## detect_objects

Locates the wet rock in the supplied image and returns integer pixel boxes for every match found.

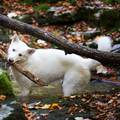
[111,44,120,53]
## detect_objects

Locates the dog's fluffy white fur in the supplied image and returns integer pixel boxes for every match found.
[94,36,112,52]
[7,35,112,96]
[94,36,112,74]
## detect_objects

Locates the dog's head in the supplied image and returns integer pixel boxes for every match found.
[7,34,35,63]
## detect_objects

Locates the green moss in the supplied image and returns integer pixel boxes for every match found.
[0,69,14,96]
[33,4,49,11]
[68,0,76,5]
[19,0,33,5]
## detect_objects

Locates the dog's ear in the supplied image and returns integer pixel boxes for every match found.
[27,48,35,55]
[11,34,20,42]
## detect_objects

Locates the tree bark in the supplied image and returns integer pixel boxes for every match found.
[0,14,120,64]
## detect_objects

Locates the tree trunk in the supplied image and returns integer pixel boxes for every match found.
[0,14,120,65]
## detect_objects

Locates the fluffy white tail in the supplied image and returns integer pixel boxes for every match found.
[94,36,112,52]
[86,36,112,71]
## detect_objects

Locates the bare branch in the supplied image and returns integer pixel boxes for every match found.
[0,14,120,64]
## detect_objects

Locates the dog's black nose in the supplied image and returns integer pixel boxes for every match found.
[8,59,14,63]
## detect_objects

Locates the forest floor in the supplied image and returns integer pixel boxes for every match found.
[0,0,120,120]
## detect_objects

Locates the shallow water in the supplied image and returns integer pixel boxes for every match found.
[1,80,120,120]
[0,105,14,120]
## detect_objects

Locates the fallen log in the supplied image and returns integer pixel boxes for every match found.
[0,49,47,86]
[18,6,119,29]
[69,30,101,39]
[0,14,120,64]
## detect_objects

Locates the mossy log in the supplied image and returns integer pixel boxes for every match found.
[17,6,120,29]
[19,7,97,25]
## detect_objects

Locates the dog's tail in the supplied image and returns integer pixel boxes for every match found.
[94,36,112,52]
[86,36,112,71]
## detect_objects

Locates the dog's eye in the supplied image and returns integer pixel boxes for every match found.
[12,49,15,51]
[18,53,22,56]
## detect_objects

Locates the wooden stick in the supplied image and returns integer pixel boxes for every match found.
[0,49,47,86]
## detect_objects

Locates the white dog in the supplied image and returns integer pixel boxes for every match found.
[7,35,112,96]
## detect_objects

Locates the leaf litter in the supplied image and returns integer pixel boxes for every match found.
[21,91,120,120]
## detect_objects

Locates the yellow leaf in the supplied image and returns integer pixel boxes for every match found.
[49,103,61,110]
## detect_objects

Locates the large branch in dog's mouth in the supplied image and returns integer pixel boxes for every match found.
[0,49,47,86]
[13,63,47,86]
